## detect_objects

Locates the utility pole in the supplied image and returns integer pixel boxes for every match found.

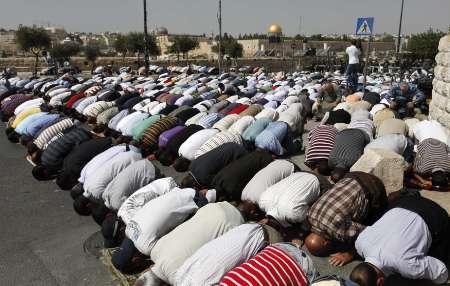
[143,0,150,74]
[217,0,223,74]
[396,0,405,55]
[299,16,302,36]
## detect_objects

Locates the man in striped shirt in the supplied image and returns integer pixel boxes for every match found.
[328,128,370,182]
[220,243,317,286]
[139,116,178,153]
[410,138,450,190]
[347,109,374,141]
[32,126,92,181]
[194,130,243,159]
[27,117,74,157]
[305,124,338,175]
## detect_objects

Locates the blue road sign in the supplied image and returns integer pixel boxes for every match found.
[356,17,374,36]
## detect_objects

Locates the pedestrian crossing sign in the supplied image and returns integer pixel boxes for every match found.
[356,17,374,36]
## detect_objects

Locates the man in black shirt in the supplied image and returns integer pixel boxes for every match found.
[181,143,248,189]
[55,137,113,190]
[212,149,274,201]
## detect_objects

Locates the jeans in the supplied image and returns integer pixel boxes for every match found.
[273,243,318,282]
[346,63,359,91]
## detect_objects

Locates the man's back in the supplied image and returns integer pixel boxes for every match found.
[346,45,360,64]
[355,207,448,283]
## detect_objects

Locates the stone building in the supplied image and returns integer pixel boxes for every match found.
[154,27,214,60]
[0,29,18,56]
[44,27,67,46]
[430,34,450,131]
[237,24,395,58]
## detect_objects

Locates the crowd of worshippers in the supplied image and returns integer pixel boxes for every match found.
[1,64,449,286]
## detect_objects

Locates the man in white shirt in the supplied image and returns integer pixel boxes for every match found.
[174,223,282,286]
[241,160,297,204]
[117,177,178,226]
[346,40,361,91]
[350,195,449,286]
[412,120,449,146]
[115,111,149,136]
[102,158,159,212]
[72,146,142,222]
[77,144,129,186]
[173,128,219,172]
[111,185,216,274]
[134,202,244,286]
[258,172,321,227]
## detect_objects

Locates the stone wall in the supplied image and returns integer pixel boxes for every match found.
[0,56,316,74]
[430,34,450,130]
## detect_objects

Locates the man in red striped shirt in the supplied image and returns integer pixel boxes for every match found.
[220,243,317,286]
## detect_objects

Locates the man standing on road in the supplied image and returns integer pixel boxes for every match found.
[346,40,361,92]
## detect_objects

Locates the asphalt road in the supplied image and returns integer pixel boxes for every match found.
[0,122,116,286]
[0,120,316,286]
[2,119,444,286]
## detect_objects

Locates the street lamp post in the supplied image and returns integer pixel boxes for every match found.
[396,0,405,79]
[143,0,150,74]
[291,43,297,73]
[217,0,223,74]
[396,0,405,55]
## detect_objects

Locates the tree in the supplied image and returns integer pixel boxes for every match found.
[407,29,444,60]
[145,34,160,57]
[113,34,129,63]
[84,44,101,74]
[168,36,199,61]
[15,26,51,75]
[379,34,394,42]
[127,32,144,64]
[49,42,80,67]
[294,34,306,41]
[127,32,160,65]
[226,40,243,60]
[309,34,324,41]
[212,37,243,61]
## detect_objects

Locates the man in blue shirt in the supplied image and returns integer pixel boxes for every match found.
[23,113,60,137]
[386,82,427,118]
[14,112,60,145]
[350,195,449,285]
[9,112,48,143]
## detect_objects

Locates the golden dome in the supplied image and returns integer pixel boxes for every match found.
[268,24,282,34]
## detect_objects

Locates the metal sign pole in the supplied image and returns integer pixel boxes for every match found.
[143,0,150,74]
[363,36,371,91]
[356,17,374,92]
